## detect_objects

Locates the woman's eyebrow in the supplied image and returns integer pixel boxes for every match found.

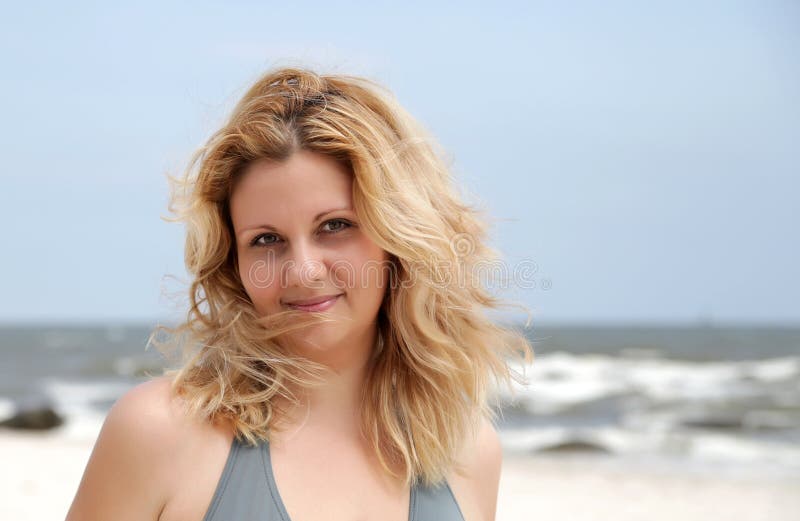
[238,206,354,234]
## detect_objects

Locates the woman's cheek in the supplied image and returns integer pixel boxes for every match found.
[239,258,280,313]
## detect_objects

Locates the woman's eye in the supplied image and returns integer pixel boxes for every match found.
[248,220,351,247]
[321,219,352,233]
[250,233,280,247]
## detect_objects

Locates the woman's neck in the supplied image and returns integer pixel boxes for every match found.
[273,328,377,440]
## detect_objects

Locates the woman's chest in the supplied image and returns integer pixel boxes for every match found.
[269,438,411,521]
[159,435,413,521]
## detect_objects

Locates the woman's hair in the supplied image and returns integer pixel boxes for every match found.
[149,67,534,487]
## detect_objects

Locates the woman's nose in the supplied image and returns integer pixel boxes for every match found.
[282,240,326,288]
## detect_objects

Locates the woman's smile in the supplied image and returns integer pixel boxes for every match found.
[283,293,343,312]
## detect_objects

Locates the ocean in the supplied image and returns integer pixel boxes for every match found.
[1,323,798,470]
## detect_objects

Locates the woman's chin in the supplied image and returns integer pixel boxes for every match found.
[287,323,345,353]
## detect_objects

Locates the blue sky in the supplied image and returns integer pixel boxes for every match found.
[1,1,798,324]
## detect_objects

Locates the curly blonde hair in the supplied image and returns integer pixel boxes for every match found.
[149,67,534,488]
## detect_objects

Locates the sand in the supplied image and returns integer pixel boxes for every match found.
[498,452,800,521]
[2,430,798,521]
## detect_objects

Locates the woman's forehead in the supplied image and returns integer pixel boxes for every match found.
[230,153,355,231]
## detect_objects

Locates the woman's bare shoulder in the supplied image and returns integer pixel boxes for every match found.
[65,376,200,520]
[446,416,503,521]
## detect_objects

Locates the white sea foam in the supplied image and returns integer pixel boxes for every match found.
[494,352,800,466]
[499,352,799,410]
[0,398,15,421]
[38,379,135,441]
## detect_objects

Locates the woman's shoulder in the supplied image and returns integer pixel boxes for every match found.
[446,416,503,521]
[66,376,231,520]
[101,375,234,467]
[104,375,200,449]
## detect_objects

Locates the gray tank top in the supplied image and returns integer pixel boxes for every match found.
[202,435,466,521]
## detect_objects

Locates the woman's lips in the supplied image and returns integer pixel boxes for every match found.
[286,294,342,312]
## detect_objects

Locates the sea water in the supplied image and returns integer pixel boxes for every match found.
[1,323,798,470]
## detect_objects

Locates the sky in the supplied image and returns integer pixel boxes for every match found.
[1,1,798,325]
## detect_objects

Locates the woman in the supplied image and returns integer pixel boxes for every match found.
[66,68,533,521]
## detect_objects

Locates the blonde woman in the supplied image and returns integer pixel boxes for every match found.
[66,68,533,521]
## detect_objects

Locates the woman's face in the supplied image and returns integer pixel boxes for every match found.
[230,150,390,358]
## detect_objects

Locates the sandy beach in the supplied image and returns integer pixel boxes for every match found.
[498,451,800,521]
[2,430,798,521]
